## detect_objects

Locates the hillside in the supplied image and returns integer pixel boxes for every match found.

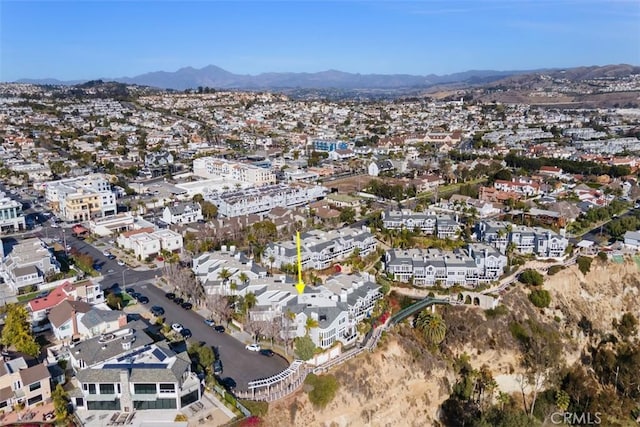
[261,258,640,426]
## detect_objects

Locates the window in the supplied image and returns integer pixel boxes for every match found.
[29,382,41,392]
[133,398,176,410]
[0,400,7,409]
[87,399,120,411]
[88,384,96,395]
[27,395,42,406]
[99,384,115,394]
[159,384,175,393]
[133,384,156,394]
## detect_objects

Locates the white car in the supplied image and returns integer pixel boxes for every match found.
[103,250,110,257]
[171,323,184,333]
[117,260,125,266]
[245,343,261,352]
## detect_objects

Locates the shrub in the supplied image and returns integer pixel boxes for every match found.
[174,414,188,422]
[294,335,316,361]
[597,251,608,262]
[519,269,544,286]
[224,391,237,406]
[577,256,593,275]
[106,293,123,310]
[529,289,551,308]
[304,373,339,409]
[509,322,529,343]
[240,400,269,417]
[484,305,509,318]
[547,265,564,275]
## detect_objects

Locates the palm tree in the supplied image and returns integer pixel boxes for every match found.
[245,292,256,311]
[268,256,275,274]
[217,268,232,294]
[305,317,319,335]
[414,310,447,345]
[238,272,249,286]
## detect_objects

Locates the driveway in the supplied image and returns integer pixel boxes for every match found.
[126,282,289,392]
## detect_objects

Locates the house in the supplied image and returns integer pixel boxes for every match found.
[28,282,76,323]
[368,160,394,177]
[0,357,52,412]
[494,179,541,197]
[70,321,200,412]
[624,230,640,249]
[381,210,461,239]
[0,238,60,292]
[49,300,93,341]
[0,191,26,232]
[116,228,183,260]
[476,221,569,258]
[162,202,203,225]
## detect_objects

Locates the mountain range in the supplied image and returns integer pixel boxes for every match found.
[15,64,639,91]
[16,65,542,90]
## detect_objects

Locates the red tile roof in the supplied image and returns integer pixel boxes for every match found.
[27,282,74,313]
[121,227,154,238]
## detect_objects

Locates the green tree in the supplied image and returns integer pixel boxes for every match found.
[577,256,593,275]
[304,373,340,409]
[200,200,218,220]
[414,310,447,345]
[0,304,40,357]
[187,342,215,374]
[294,335,316,360]
[519,269,543,286]
[52,383,70,423]
[339,207,356,224]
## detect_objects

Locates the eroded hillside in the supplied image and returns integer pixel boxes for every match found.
[261,259,640,427]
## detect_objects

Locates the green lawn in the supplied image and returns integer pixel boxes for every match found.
[17,291,40,303]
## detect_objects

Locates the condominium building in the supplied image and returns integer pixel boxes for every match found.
[206,183,327,218]
[70,321,200,412]
[0,192,25,232]
[0,357,52,412]
[381,209,461,239]
[44,174,116,222]
[384,244,507,287]
[264,226,377,271]
[193,157,276,185]
[0,238,60,292]
[116,228,183,260]
[476,220,569,258]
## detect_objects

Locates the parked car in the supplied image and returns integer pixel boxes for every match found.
[137,295,149,304]
[102,250,110,257]
[245,343,261,352]
[181,302,193,310]
[150,306,164,316]
[214,325,226,333]
[219,377,236,391]
[129,292,141,300]
[171,323,183,333]
[107,254,116,260]
[180,329,192,339]
[165,292,176,300]
[259,349,275,357]
[37,290,50,298]
[117,260,125,266]
[125,287,135,294]
[173,297,185,305]
[204,319,215,327]
[213,359,223,375]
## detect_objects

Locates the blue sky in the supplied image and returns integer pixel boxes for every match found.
[1,0,639,81]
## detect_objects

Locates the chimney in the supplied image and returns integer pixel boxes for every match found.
[118,314,127,328]
[71,307,78,336]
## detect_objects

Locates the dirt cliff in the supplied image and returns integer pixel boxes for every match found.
[261,258,640,427]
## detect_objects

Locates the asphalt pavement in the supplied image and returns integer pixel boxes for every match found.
[125,281,289,391]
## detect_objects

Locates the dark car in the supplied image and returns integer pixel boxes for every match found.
[130,292,141,300]
[259,349,275,357]
[107,254,116,260]
[137,296,149,304]
[219,377,236,391]
[180,329,192,339]
[173,297,185,305]
[165,292,175,300]
[213,359,223,375]
[214,325,225,333]
[125,287,135,294]
[181,302,193,310]
[150,306,164,316]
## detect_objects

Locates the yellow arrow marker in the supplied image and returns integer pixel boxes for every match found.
[295,231,305,294]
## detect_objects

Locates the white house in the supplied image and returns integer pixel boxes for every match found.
[162,202,203,225]
[624,230,640,249]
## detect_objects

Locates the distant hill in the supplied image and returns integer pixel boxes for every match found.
[14,64,639,91]
[16,65,534,90]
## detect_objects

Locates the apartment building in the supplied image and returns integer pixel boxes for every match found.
[264,226,377,271]
[0,192,25,232]
[381,209,461,239]
[70,321,200,412]
[44,174,116,222]
[476,220,569,258]
[207,183,327,218]
[384,245,507,287]
[0,357,52,412]
[0,238,60,292]
[116,228,183,260]
[193,157,275,185]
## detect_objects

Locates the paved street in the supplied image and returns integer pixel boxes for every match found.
[125,281,289,391]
